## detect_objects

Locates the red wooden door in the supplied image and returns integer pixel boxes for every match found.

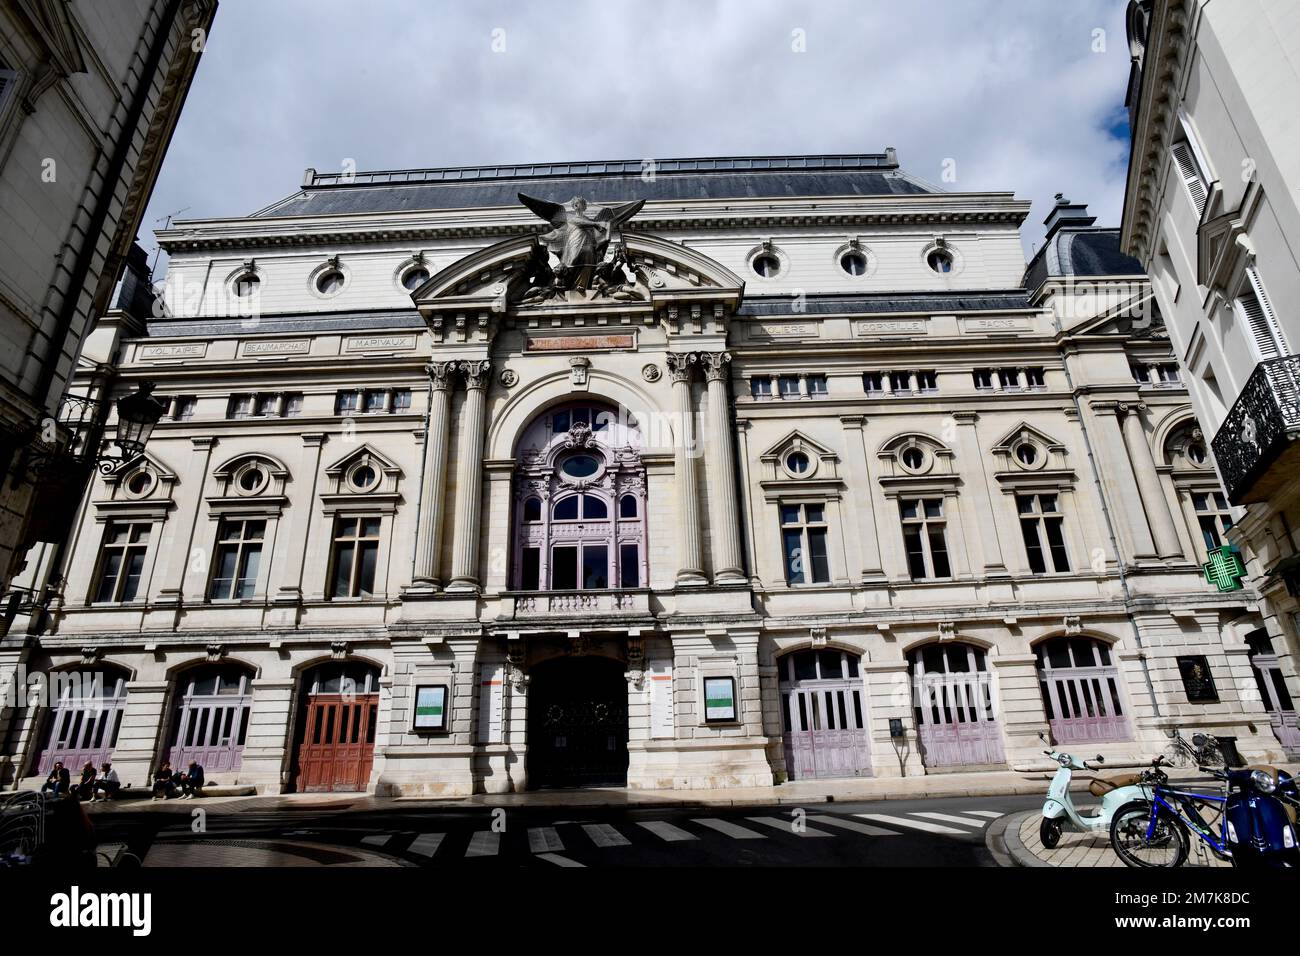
[293,693,378,792]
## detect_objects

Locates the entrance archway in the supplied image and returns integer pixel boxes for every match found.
[527,656,628,788]
[290,662,380,793]
[778,648,871,780]
[907,642,1005,768]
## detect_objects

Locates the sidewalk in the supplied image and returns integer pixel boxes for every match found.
[1001,809,1229,868]
[86,769,1066,816]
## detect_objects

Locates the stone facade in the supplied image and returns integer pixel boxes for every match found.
[2,153,1291,795]
[0,0,217,593]
[1119,0,1300,731]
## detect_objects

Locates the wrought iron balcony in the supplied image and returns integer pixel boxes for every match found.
[1211,356,1300,504]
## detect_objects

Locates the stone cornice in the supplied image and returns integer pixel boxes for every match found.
[156,193,1033,254]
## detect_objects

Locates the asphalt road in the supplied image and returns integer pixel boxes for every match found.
[88,793,1046,867]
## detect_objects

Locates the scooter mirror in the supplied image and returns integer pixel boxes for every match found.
[1095,755,1104,764]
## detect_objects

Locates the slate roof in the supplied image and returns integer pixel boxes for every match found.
[252,154,936,218]
[738,290,1033,316]
[1023,227,1145,291]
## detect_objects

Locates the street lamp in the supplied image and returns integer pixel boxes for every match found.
[111,381,167,461]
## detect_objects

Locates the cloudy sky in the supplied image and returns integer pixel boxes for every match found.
[141,0,1134,268]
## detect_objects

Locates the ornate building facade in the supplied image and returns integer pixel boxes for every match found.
[2,153,1294,794]
[1120,0,1300,725]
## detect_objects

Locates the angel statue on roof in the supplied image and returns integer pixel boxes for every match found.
[518,193,645,296]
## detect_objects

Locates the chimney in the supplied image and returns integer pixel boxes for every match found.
[1042,193,1097,240]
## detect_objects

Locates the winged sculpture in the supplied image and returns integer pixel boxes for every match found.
[518,193,645,297]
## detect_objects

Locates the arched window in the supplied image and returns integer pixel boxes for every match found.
[34,667,128,777]
[166,663,255,773]
[512,401,648,592]
[1034,636,1129,744]
[778,649,869,780]
[907,643,1004,768]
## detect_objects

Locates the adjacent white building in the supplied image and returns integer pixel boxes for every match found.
[2,152,1291,795]
[1120,0,1300,727]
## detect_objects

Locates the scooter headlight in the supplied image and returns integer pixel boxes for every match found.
[1227,820,1238,843]
[1251,769,1277,793]
[1285,827,1296,849]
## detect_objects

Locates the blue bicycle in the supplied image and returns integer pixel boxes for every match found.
[1109,752,1227,867]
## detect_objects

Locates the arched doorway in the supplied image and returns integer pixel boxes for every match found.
[527,656,628,789]
[33,667,128,776]
[290,662,380,793]
[1246,629,1300,757]
[778,648,871,779]
[908,642,1005,768]
[165,664,254,773]
[1034,636,1129,744]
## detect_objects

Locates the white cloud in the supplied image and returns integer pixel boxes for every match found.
[142,0,1133,267]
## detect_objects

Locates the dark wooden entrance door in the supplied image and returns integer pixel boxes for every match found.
[528,656,628,789]
[293,694,378,792]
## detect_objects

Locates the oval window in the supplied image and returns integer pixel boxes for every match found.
[238,467,266,493]
[233,274,260,297]
[752,253,781,278]
[127,471,153,496]
[561,455,600,478]
[901,447,926,471]
[786,451,810,474]
[402,267,430,291]
[1187,441,1207,465]
[840,251,868,276]
[1016,443,1038,466]
[927,249,954,274]
[316,269,345,295]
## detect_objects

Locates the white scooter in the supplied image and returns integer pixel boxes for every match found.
[1035,734,1148,848]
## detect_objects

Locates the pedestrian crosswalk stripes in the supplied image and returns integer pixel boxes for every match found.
[352,807,1009,861]
[856,813,969,835]
[465,831,500,857]
[805,814,899,837]
[690,817,767,840]
[406,833,444,857]
[527,826,564,853]
[636,820,698,842]
[912,811,988,828]
[745,816,833,837]
[582,822,631,847]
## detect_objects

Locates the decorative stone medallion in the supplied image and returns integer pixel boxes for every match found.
[641,363,661,382]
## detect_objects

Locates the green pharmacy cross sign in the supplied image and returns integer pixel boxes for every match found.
[1203,545,1247,592]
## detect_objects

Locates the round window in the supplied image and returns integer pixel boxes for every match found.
[233,274,260,297]
[561,454,600,479]
[1186,441,1207,465]
[927,249,954,274]
[238,466,266,493]
[786,451,811,474]
[1015,443,1039,466]
[752,253,781,278]
[316,269,345,295]
[402,267,430,291]
[126,471,153,497]
[350,464,377,490]
[900,446,926,471]
[840,251,868,276]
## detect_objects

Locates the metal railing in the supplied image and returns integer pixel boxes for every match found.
[1211,355,1300,504]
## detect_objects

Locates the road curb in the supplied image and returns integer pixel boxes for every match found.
[999,810,1051,867]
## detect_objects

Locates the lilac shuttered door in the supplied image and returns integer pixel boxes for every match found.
[1035,637,1130,745]
[910,643,1005,768]
[1246,632,1300,758]
[168,693,252,773]
[35,672,127,776]
[779,650,871,780]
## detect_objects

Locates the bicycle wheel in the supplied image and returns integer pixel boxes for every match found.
[1110,801,1189,868]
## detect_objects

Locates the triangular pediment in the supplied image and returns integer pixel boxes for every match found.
[324,443,401,478]
[991,422,1065,454]
[760,429,837,462]
[14,0,87,76]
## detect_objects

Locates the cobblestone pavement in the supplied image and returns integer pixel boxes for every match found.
[1007,810,1230,868]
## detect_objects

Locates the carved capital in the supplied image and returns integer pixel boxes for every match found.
[665,352,694,384]
[698,351,732,383]
[459,360,492,391]
[426,361,455,392]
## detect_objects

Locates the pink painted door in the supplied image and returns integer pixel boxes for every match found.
[168,694,251,773]
[35,672,127,776]
[1247,631,1300,757]
[1035,637,1130,745]
[910,643,1005,768]
[779,649,871,780]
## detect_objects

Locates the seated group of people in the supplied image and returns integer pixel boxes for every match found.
[151,760,205,800]
[39,760,120,802]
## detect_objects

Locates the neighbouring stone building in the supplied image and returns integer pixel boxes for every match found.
[2,152,1293,795]
[0,0,217,594]
[1120,0,1300,750]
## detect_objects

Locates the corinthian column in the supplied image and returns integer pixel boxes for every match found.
[411,362,454,589]
[1119,402,1183,559]
[700,351,745,584]
[667,353,706,586]
[447,360,491,592]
